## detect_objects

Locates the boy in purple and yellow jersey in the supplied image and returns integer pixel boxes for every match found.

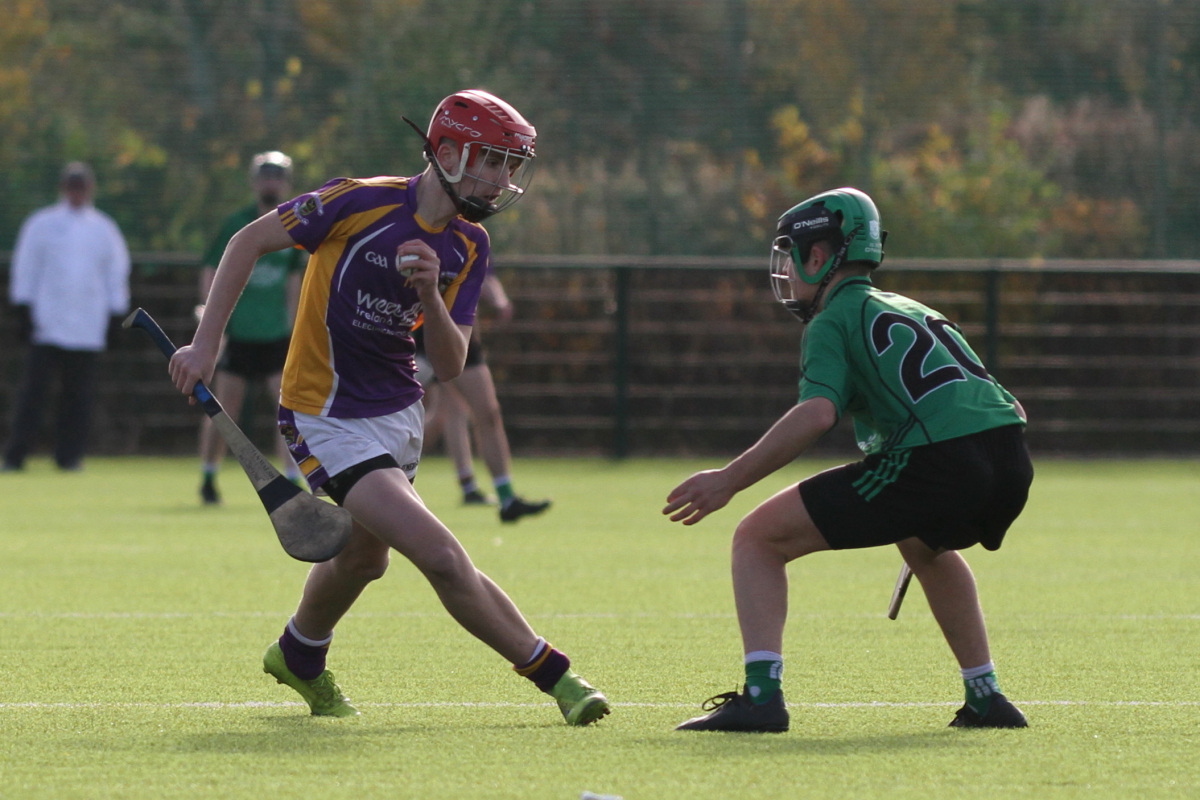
[168,90,609,726]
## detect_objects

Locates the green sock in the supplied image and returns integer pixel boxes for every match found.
[744,651,783,705]
[494,477,514,505]
[962,664,1000,716]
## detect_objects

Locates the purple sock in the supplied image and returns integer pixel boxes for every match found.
[514,644,571,693]
[279,624,329,681]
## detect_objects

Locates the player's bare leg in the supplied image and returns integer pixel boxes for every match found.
[263,522,386,717]
[198,370,246,504]
[678,486,826,732]
[272,467,606,722]
[896,537,1027,729]
[341,468,539,660]
[292,522,391,639]
[895,538,990,668]
[732,485,831,654]
[449,365,549,522]
[438,384,474,476]
[448,367,510,479]
[202,371,246,464]
[439,384,489,504]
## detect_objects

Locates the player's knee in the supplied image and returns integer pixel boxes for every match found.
[731,516,781,556]
[335,548,390,583]
[732,510,823,561]
[896,537,941,574]
[414,541,472,587]
[477,400,504,431]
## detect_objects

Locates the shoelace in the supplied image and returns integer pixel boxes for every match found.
[556,675,595,704]
[700,690,742,712]
[310,672,344,703]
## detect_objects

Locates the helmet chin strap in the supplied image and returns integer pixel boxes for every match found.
[402,117,498,223]
[797,228,857,324]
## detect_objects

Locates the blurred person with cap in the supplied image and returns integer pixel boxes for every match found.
[194,151,307,504]
[2,162,130,472]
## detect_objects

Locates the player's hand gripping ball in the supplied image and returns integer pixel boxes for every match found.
[397,253,420,277]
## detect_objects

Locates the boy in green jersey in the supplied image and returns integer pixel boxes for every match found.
[195,152,306,504]
[665,188,1032,733]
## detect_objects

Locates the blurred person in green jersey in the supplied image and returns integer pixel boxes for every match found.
[665,188,1032,733]
[195,151,306,504]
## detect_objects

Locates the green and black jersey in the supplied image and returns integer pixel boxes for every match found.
[201,204,306,342]
[798,277,1024,455]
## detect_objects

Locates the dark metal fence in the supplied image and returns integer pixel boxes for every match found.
[2,254,1198,459]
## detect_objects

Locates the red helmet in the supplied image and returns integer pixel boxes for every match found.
[429,90,536,158]
[423,90,536,220]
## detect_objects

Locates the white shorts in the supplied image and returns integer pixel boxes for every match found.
[278,403,424,495]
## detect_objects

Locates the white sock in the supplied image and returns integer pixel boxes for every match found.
[524,636,547,666]
[961,661,995,681]
[287,618,332,648]
[744,650,783,666]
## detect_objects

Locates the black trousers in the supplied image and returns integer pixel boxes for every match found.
[3,345,98,469]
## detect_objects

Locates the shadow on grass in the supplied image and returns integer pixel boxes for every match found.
[640,728,971,757]
[162,715,557,755]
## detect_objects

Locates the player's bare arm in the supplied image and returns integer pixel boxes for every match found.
[169,211,294,396]
[400,239,471,381]
[664,397,837,525]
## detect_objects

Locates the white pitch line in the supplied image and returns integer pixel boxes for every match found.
[1,700,1198,711]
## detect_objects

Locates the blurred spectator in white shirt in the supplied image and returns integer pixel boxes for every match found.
[3,162,130,471]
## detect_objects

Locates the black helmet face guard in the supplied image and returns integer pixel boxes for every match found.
[770,227,857,325]
[770,235,805,313]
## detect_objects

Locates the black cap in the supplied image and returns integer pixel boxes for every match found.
[60,162,95,187]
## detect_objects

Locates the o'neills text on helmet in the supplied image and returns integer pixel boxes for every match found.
[792,215,831,230]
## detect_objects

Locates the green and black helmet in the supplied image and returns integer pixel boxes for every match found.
[770,187,886,322]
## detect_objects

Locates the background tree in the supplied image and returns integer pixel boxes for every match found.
[2,0,1199,259]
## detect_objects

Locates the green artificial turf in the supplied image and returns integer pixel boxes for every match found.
[0,455,1197,799]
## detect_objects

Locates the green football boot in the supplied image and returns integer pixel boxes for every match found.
[263,642,359,717]
[549,669,610,726]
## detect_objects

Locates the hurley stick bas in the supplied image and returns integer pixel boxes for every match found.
[124,308,351,563]
[887,562,914,620]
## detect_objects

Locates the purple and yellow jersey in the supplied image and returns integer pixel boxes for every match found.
[277,174,488,418]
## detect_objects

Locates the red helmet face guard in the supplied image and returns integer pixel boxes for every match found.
[422,90,537,221]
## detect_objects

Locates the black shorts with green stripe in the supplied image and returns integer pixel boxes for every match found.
[799,424,1032,553]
